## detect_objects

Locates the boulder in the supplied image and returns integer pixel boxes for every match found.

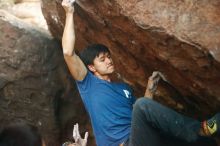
[41,0,220,116]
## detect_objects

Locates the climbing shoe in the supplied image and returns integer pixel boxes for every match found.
[202,113,220,136]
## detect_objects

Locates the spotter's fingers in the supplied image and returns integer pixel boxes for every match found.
[84,132,89,140]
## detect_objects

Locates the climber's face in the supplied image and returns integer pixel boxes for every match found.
[88,52,115,76]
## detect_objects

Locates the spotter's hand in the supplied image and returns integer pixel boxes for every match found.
[73,123,88,146]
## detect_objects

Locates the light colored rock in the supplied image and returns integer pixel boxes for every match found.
[116,0,220,62]
[0,0,48,30]
[10,2,48,30]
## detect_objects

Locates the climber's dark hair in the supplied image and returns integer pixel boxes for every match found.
[79,44,110,67]
[0,122,42,146]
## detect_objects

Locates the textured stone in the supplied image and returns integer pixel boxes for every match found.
[0,10,88,146]
[0,0,48,30]
[41,0,220,145]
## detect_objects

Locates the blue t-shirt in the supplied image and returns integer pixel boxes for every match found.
[76,72,136,146]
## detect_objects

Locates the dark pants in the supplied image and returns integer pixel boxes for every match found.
[128,98,201,146]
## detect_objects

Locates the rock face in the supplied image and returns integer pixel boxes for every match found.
[41,0,220,145]
[42,0,220,114]
[0,0,48,30]
[0,10,88,146]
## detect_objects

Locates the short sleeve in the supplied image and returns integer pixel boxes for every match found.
[76,71,93,93]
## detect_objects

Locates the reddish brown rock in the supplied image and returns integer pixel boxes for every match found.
[42,0,220,114]
[41,0,220,145]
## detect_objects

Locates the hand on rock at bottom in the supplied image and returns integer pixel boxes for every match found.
[73,123,89,146]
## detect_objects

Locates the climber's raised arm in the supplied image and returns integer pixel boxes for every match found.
[62,0,87,81]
